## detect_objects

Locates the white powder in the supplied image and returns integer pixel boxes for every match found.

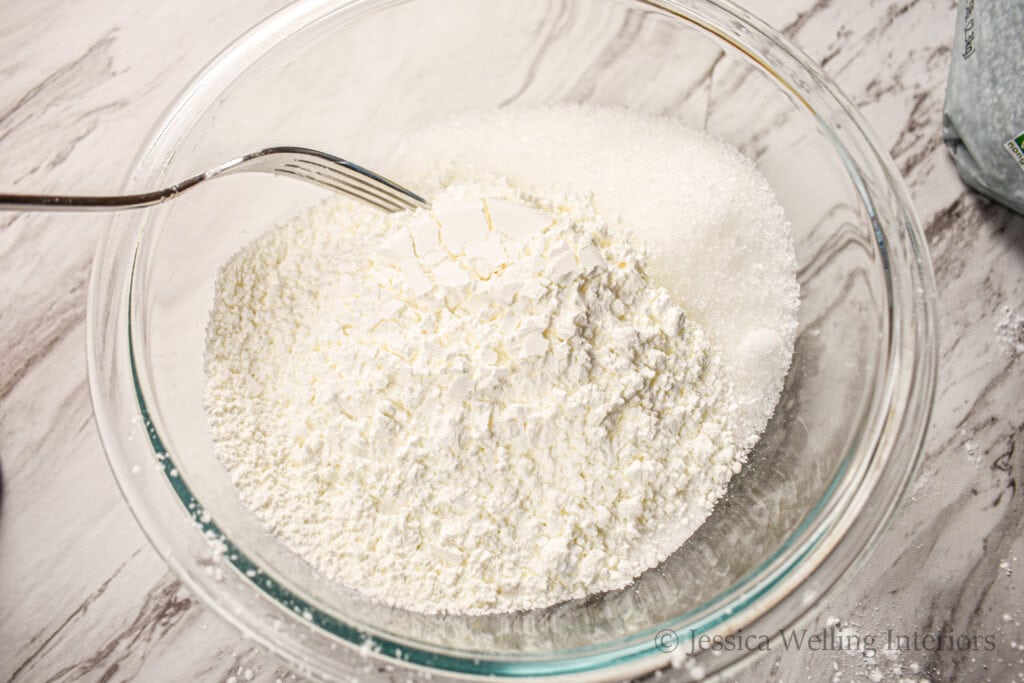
[205,105,798,615]
[392,105,800,441]
[996,304,1024,357]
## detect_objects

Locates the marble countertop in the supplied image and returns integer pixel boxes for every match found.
[1,0,1022,681]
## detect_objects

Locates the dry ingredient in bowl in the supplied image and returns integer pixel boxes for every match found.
[204,105,799,615]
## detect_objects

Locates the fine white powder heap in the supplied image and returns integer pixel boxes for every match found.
[392,105,800,441]
[205,105,799,615]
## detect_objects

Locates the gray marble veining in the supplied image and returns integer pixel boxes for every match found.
[1,0,1022,682]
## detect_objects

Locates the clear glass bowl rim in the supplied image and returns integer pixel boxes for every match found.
[86,0,939,679]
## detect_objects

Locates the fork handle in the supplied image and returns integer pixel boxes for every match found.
[0,176,203,211]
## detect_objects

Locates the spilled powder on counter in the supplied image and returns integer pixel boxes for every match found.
[205,105,799,614]
[996,304,1024,357]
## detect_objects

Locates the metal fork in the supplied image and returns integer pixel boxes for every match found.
[0,146,430,213]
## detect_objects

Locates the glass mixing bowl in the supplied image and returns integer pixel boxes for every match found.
[87,0,937,679]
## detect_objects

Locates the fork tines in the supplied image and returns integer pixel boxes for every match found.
[275,155,427,214]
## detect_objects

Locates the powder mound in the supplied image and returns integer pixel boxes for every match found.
[205,180,744,614]
[392,104,800,442]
